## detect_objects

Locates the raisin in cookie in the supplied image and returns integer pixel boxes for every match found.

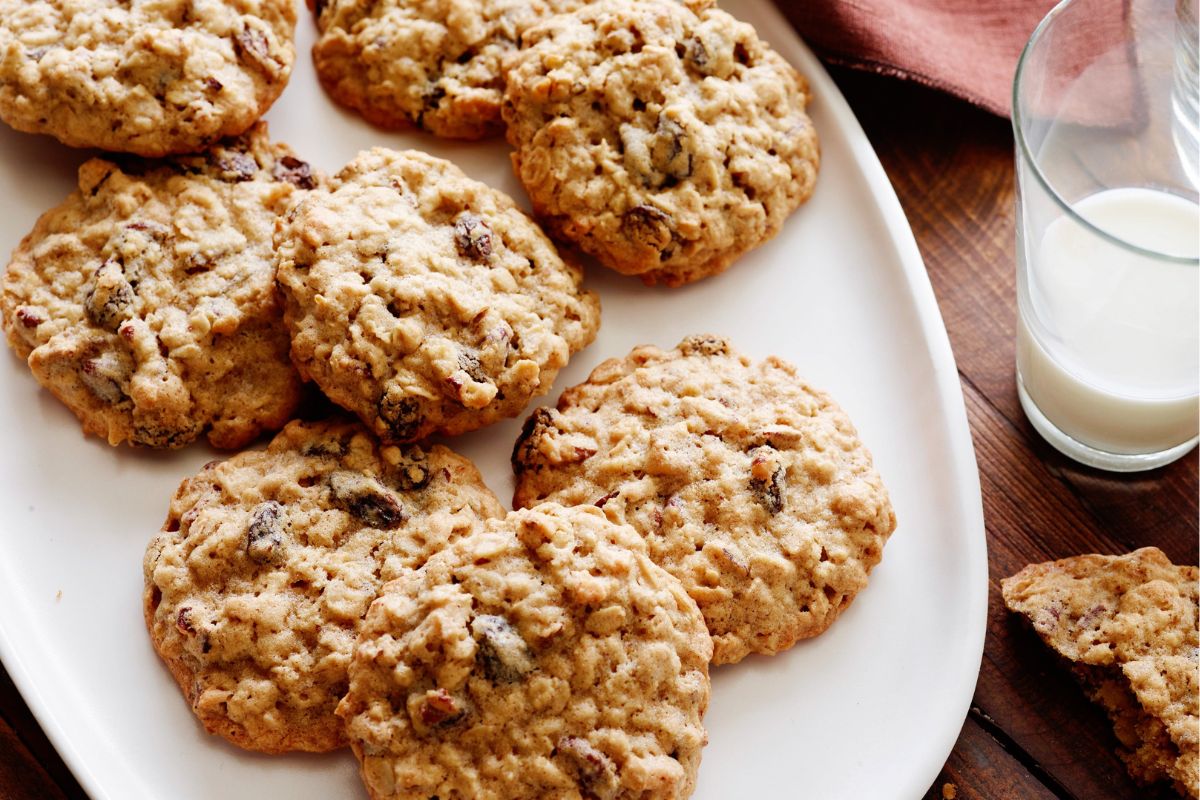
[275,148,600,444]
[1002,548,1199,798]
[337,502,711,800]
[311,0,585,139]
[0,0,295,156]
[502,0,818,286]
[143,418,504,753]
[2,123,312,449]
[512,335,895,664]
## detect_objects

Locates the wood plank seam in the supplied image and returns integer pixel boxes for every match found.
[966,706,1078,800]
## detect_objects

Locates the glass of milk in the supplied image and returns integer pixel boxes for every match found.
[1013,0,1200,472]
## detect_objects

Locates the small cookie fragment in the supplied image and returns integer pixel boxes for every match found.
[311,0,585,139]
[0,0,296,155]
[1,123,311,450]
[1002,548,1199,798]
[503,0,819,285]
[337,503,712,800]
[143,419,504,753]
[512,335,896,664]
[275,148,600,443]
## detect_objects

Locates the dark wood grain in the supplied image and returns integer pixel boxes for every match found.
[0,666,79,799]
[919,715,1060,800]
[0,721,69,800]
[831,65,1197,800]
[0,37,1196,800]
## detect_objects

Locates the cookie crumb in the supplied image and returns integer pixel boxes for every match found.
[942,782,957,799]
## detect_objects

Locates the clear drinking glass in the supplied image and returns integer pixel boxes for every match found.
[1013,0,1200,472]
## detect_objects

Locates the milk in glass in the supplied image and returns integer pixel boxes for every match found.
[1018,187,1200,454]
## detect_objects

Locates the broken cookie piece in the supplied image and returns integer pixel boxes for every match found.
[1002,548,1199,798]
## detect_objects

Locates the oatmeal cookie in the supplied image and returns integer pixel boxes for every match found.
[0,0,295,156]
[1,123,312,449]
[275,148,600,443]
[502,0,818,286]
[511,335,895,664]
[1002,548,1199,798]
[311,0,584,139]
[143,418,504,753]
[337,502,712,799]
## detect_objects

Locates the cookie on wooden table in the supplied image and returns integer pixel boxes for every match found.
[143,418,504,753]
[0,0,295,156]
[337,502,712,800]
[275,148,600,444]
[310,0,586,139]
[1002,548,1199,798]
[511,334,895,664]
[502,0,818,286]
[1,123,312,450]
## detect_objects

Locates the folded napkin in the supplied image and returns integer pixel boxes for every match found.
[779,0,1059,116]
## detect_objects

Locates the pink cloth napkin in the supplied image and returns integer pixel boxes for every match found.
[779,0,1060,117]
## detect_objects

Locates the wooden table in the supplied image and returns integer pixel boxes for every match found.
[1,63,1196,800]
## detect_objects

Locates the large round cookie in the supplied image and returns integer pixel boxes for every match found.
[512,335,896,664]
[0,0,295,156]
[275,148,600,443]
[311,0,583,139]
[143,418,504,753]
[502,0,819,286]
[337,503,712,800]
[1,123,310,449]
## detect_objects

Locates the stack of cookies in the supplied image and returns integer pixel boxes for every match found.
[0,1,899,799]
[132,334,895,800]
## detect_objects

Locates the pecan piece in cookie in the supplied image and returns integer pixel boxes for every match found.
[386,448,432,491]
[411,688,469,732]
[621,205,672,251]
[14,308,43,328]
[652,117,691,183]
[300,434,349,458]
[132,421,204,448]
[748,447,785,514]
[246,501,288,563]
[84,261,136,331]
[454,214,493,260]
[678,334,729,357]
[511,407,557,475]
[211,151,259,182]
[458,350,488,383]
[557,736,620,800]
[234,25,273,72]
[272,156,316,189]
[471,615,536,683]
[378,391,423,441]
[176,607,197,636]
[79,349,131,404]
[328,471,406,529]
